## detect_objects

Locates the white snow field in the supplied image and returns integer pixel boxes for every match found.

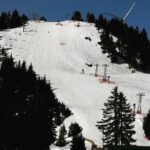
[1,21,150,148]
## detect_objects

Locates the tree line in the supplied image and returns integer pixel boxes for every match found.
[71,11,96,23]
[0,10,28,30]
[96,16,150,73]
[71,11,150,73]
[0,55,72,150]
[0,10,47,30]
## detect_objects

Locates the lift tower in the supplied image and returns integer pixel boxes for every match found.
[95,64,100,77]
[102,64,109,81]
[85,63,100,77]
[137,92,145,114]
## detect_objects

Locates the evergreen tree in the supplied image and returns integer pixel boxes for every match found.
[68,123,86,150]
[95,15,150,73]
[96,87,136,146]
[99,31,117,63]
[117,92,136,145]
[86,12,95,23]
[138,29,150,72]
[95,14,108,30]
[70,135,86,150]
[143,110,150,139]
[0,12,9,29]
[0,10,28,30]
[56,124,67,147]
[0,56,71,150]
[22,14,28,23]
[71,11,83,21]
[10,10,22,28]
[40,16,47,21]
[68,122,82,137]
[116,38,128,58]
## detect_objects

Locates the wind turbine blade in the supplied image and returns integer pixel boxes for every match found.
[123,2,136,21]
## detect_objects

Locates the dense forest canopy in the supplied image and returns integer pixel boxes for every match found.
[95,15,150,73]
[0,56,72,150]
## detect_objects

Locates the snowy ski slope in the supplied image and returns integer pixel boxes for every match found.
[1,21,150,148]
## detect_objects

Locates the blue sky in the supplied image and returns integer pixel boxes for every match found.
[0,0,150,37]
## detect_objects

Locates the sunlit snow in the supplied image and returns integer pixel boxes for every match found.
[1,20,150,148]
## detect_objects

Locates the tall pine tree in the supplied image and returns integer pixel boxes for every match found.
[10,10,22,28]
[143,110,150,139]
[71,11,83,21]
[68,122,82,137]
[86,12,95,23]
[96,87,136,146]
[56,124,67,147]
[68,123,86,150]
